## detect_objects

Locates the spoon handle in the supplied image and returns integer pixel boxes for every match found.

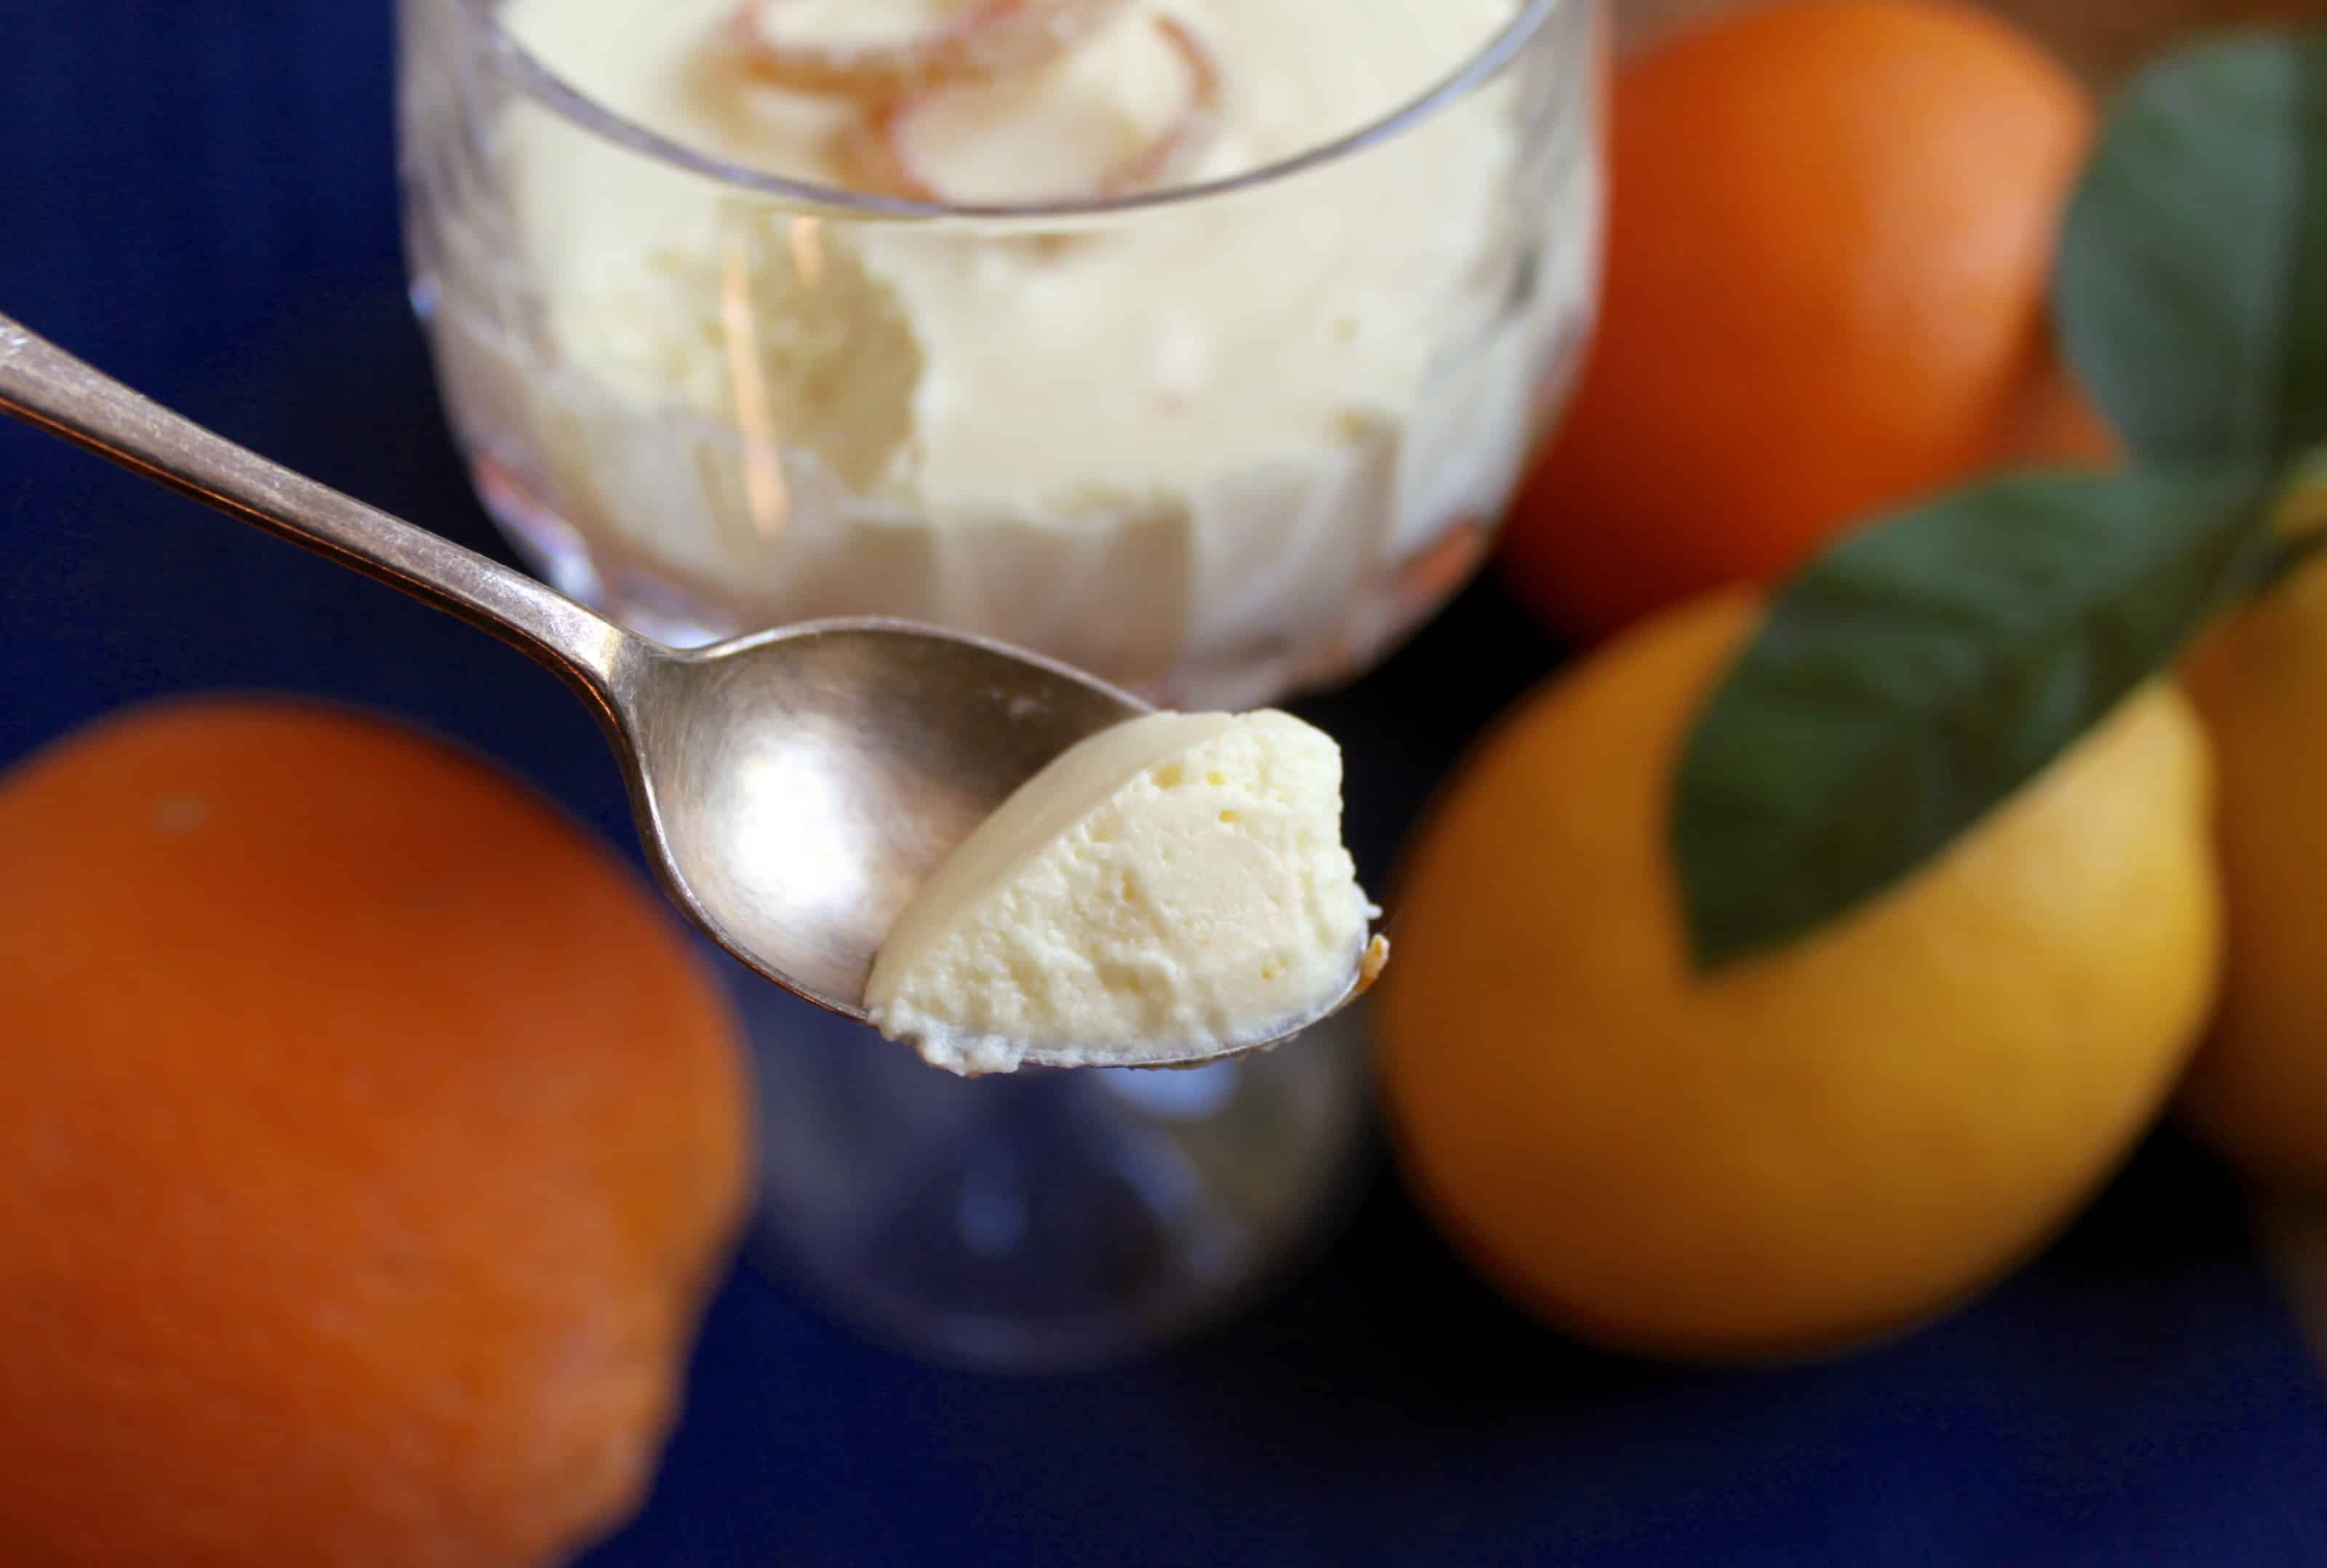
[0,312,634,701]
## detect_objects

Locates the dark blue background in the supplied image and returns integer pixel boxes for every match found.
[7,3,2326,1563]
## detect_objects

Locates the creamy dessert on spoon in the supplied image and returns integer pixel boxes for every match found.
[870,710,1384,1074]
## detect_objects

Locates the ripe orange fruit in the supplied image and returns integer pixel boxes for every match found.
[1504,0,2104,644]
[0,700,752,1568]
[1376,593,2218,1359]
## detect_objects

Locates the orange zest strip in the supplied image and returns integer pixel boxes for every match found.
[1093,15,1220,197]
[726,0,1134,103]
[830,12,1224,205]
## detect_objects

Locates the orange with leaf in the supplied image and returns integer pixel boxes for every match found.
[1377,594,2216,1358]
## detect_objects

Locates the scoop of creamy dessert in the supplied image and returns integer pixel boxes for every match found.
[866,710,1382,1074]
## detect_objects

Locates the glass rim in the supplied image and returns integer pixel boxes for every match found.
[448,0,1572,224]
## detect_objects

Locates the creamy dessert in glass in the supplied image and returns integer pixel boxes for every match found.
[395,0,1603,1371]
[400,0,1601,707]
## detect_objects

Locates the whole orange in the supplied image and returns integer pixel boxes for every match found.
[1503,0,2103,644]
[1376,594,2217,1359]
[0,700,753,1568]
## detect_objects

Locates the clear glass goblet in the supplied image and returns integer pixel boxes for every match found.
[397,0,1604,1370]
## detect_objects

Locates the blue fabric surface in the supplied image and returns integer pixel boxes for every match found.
[7,4,2327,1564]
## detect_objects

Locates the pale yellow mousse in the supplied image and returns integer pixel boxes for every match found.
[429,0,1596,696]
[866,711,1375,1074]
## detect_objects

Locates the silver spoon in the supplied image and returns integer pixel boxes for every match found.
[0,314,1374,1067]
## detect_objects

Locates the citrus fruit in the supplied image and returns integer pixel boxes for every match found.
[0,699,752,1568]
[2180,553,2327,1194]
[1375,593,2219,1359]
[1503,0,2104,644]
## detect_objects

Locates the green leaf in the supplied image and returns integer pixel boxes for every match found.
[2056,31,2327,464]
[1675,467,2272,970]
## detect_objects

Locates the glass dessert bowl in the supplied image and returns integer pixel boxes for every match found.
[397,0,1604,1369]
[400,0,1601,708]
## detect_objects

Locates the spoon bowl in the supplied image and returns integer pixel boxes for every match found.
[622,620,1143,1016]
